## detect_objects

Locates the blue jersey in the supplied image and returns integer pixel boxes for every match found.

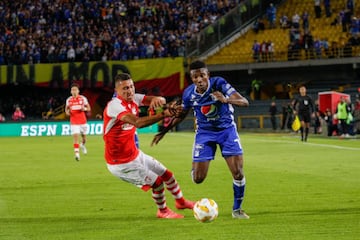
[182,76,237,131]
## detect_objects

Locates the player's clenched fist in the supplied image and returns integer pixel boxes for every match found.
[164,100,183,117]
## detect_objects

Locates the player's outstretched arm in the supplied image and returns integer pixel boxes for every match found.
[121,103,182,129]
[151,109,189,146]
[143,96,166,109]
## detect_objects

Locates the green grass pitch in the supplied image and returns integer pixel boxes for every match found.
[0,132,359,240]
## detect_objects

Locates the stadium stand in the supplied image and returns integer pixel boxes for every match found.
[205,0,359,64]
[0,0,242,119]
[0,85,67,120]
[0,0,359,129]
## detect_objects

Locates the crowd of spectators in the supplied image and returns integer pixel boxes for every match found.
[0,0,243,65]
[285,0,359,60]
[0,0,246,120]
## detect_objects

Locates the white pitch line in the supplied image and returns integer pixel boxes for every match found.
[255,138,360,151]
[162,132,360,151]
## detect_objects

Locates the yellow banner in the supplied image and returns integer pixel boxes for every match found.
[0,57,185,89]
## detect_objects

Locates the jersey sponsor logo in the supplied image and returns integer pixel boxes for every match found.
[122,123,134,130]
[200,104,218,118]
[71,105,83,110]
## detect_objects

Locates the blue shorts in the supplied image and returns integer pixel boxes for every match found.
[135,133,139,148]
[192,126,243,162]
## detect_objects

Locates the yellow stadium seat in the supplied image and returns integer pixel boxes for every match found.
[206,0,352,65]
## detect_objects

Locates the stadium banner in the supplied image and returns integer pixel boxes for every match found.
[0,121,158,137]
[0,57,186,96]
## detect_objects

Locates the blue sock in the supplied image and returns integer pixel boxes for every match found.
[233,177,246,211]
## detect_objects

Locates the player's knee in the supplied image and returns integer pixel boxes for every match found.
[233,170,244,180]
[193,176,205,184]
[160,169,173,182]
[152,176,164,190]
[191,172,206,184]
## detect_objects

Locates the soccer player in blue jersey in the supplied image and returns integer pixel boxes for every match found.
[152,60,250,219]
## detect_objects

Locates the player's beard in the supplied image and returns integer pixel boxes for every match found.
[195,78,209,94]
[125,93,134,102]
[196,84,207,94]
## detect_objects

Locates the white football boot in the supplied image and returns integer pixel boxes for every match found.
[232,209,250,219]
[80,143,87,155]
[75,152,80,161]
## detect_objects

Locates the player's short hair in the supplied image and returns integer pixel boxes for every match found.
[71,83,80,89]
[115,73,131,81]
[114,73,132,87]
[189,60,206,70]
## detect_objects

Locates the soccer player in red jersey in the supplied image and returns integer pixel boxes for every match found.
[65,83,91,161]
[103,73,194,219]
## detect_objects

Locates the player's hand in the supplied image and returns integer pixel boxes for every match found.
[211,91,227,103]
[149,97,166,109]
[151,132,165,146]
[164,99,183,117]
[163,105,183,117]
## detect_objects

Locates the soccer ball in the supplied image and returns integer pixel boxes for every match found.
[193,198,218,223]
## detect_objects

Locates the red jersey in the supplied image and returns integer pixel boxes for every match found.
[103,94,146,164]
[65,95,89,124]
[12,110,25,120]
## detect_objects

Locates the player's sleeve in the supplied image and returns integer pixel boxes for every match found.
[310,97,315,113]
[81,95,89,105]
[216,77,237,97]
[293,98,298,111]
[181,88,191,111]
[135,93,146,106]
[106,99,127,119]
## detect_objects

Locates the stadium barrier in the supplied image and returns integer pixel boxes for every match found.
[174,114,284,131]
[0,120,157,137]
[0,114,284,137]
[238,114,283,129]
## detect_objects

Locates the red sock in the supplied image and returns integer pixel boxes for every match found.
[74,143,79,153]
[152,177,166,210]
[161,170,184,202]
